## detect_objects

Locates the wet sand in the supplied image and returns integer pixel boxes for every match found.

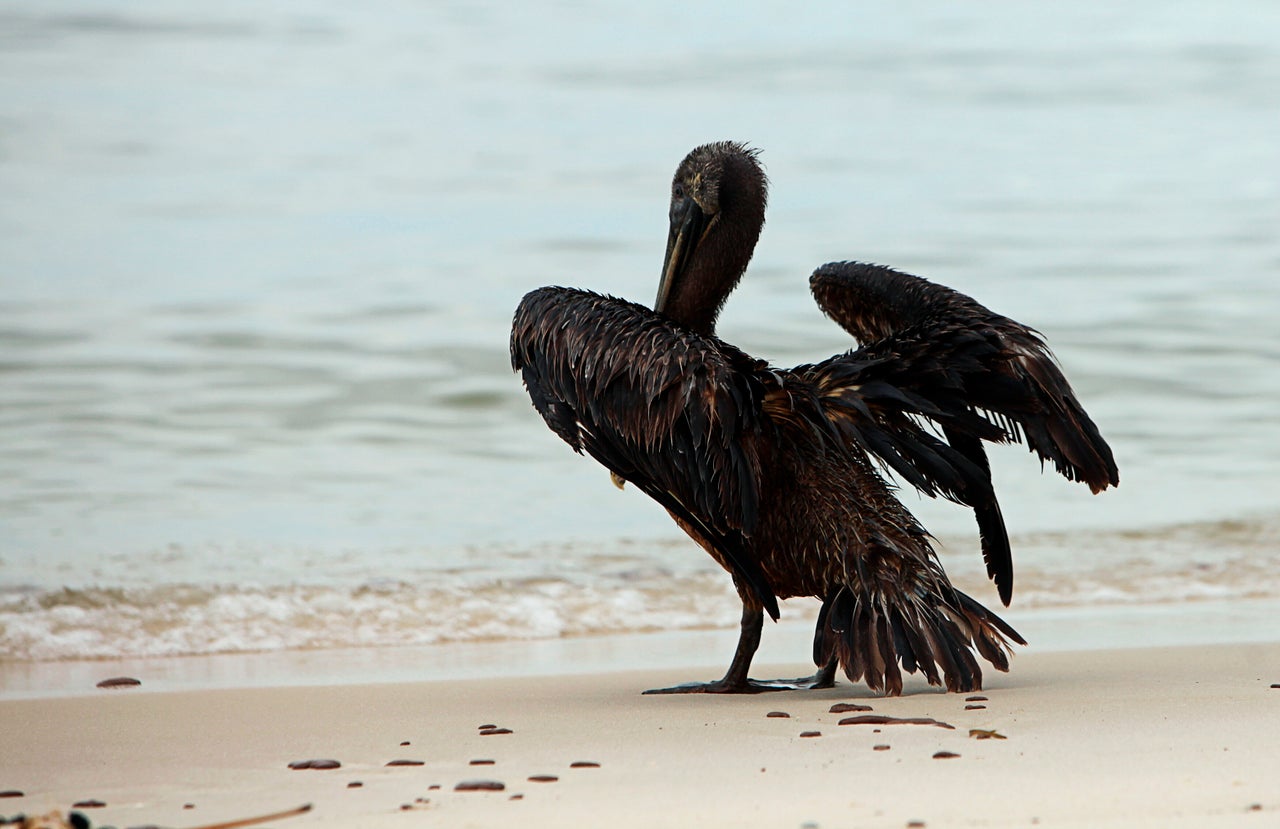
[2,640,1279,828]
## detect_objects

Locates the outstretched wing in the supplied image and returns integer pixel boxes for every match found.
[510,286,781,619]
[805,261,1119,604]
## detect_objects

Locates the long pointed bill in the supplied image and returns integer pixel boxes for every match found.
[655,198,706,315]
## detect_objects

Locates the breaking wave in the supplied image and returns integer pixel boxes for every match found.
[3,515,1278,661]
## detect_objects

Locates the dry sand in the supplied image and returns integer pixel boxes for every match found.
[2,639,1279,828]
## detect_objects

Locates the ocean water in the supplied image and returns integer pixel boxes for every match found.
[2,1,1279,664]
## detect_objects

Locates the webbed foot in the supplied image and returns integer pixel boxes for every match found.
[643,677,803,695]
[643,664,837,694]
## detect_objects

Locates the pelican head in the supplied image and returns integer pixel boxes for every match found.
[654,141,769,337]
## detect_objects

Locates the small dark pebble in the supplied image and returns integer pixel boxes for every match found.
[839,715,955,730]
[415,798,430,804]
[288,759,341,770]
[528,775,559,783]
[479,727,513,736]
[932,751,960,759]
[455,780,505,792]
[965,704,987,710]
[1248,803,1262,812]
[400,741,411,746]
[96,677,141,689]
[510,794,524,801]
[908,821,927,828]
[1270,684,1280,689]
[829,702,873,713]
[569,761,600,768]
[386,759,425,767]
[0,791,23,799]
[799,731,821,738]
[478,723,497,730]
[347,781,363,789]
[183,803,195,809]
[873,744,891,751]
[965,695,988,702]
[428,784,441,791]
[766,711,790,718]
[72,800,107,808]
[470,759,495,766]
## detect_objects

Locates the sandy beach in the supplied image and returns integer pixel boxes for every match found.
[3,631,1279,829]
[6,4,1280,828]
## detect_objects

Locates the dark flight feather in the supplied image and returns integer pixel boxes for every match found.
[808,261,1119,605]
[810,261,1118,492]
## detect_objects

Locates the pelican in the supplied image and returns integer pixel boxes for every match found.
[510,141,1117,694]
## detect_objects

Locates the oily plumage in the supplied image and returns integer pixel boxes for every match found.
[808,262,1118,604]
[514,286,780,620]
[510,141,1117,695]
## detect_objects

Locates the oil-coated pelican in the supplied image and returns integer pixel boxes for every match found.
[510,142,1117,694]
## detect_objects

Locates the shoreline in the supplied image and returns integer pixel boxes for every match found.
[2,597,1278,702]
[2,637,1278,828]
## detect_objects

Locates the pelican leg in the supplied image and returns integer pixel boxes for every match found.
[643,602,768,694]
[798,657,839,689]
[644,602,823,694]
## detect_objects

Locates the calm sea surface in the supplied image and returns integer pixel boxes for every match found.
[2,1,1278,661]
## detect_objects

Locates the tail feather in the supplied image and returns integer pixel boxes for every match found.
[922,618,967,692]
[875,611,902,694]
[896,605,942,687]
[937,612,983,693]
[889,611,918,674]
[816,583,1022,696]
[972,626,1011,672]
[957,590,1025,671]
[861,604,887,687]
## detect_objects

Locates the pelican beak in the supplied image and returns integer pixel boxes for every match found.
[610,471,626,490]
[655,196,707,315]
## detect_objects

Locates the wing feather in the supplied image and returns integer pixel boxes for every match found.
[511,286,780,619]
[809,261,1118,491]
[805,261,1119,605]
